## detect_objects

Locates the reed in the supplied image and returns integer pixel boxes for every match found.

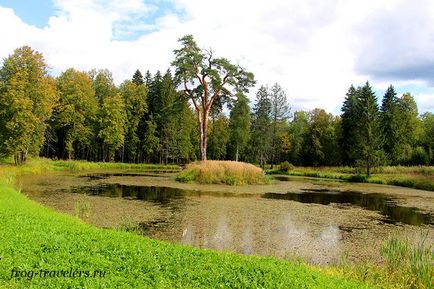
[177,160,270,185]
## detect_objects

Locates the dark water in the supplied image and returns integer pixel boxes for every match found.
[81,173,170,180]
[264,190,433,226]
[68,184,433,226]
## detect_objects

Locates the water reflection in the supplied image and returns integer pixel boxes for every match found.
[67,184,433,226]
[264,190,433,225]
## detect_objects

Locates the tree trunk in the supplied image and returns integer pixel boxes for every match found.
[200,110,209,161]
[235,144,239,162]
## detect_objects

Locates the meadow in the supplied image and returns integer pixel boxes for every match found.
[268,164,434,191]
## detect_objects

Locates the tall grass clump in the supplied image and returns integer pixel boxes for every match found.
[380,235,433,288]
[341,234,433,289]
[176,161,269,185]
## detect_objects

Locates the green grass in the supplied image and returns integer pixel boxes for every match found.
[176,161,270,185]
[0,158,180,182]
[0,184,369,288]
[268,165,434,191]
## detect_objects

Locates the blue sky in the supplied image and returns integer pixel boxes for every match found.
[0,0,55,27]
[0,0,432,113]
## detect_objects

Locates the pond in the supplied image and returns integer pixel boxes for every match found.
[18,172,434,265]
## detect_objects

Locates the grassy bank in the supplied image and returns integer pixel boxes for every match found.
[0,171,367,288]
[0,158,180,181]
[177,161,270,185]
[268,165,434,191]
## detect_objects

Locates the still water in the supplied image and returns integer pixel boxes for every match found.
[20,173,434,265]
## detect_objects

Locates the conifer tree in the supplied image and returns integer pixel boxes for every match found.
[355,82,383,176]
[251,86,272,168]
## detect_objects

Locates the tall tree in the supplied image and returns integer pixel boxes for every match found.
[251,86,272,168]
[340,85,360,165]
[380,85,399,164]
[98,92,127,162]
[288,111,309,165]
[54,68,98,159]
[172,35,255,161]
[355,82,383,176]
[420,112,434,164]
[269,83,290,168]
[0,46,58,164]
[120,79,147,163]
[395,93,419,163]
[303,108,341,166]
[228,93,251,161]
[208,113,229,160]
[132,69,144,86]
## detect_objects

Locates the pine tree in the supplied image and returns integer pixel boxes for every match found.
[172,35,255,160]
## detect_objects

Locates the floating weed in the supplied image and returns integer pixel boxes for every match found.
[74,197,92,222]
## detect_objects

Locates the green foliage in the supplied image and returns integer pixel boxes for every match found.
[120,79,147,163]
[0,46,58,164]
[54,68,98,159]
[354,82,384,176]
[340,85,359,165]
[250,86,272,168]
[207,113,229,160]
[228,93,251,161]
[98,93,127,161]
[287,111,309,166]
[268,165,434,191]
[279,161,294,171]
[302,108,341,166]
[172,35,255,161]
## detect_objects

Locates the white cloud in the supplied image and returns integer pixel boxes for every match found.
[0,0,433,113]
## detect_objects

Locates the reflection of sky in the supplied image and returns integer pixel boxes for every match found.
[177,208,341,265]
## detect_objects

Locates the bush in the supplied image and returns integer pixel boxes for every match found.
[280,161,294,172]
[176,161,269,185]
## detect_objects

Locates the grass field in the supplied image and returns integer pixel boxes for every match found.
[268,165,434,191]
[0,165,368,288]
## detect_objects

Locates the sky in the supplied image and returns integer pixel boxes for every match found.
[0,0,433,114]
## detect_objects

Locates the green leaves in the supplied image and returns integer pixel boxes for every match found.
[0,46,58,164]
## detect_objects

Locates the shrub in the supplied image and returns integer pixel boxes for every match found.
[176,161,269,185]
[280,161,294,172]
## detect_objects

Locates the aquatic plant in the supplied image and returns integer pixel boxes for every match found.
[74,197,91,222]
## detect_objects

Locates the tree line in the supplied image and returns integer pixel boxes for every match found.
[0,45,433,170]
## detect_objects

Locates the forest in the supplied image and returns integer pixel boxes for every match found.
[0,45,433,170]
